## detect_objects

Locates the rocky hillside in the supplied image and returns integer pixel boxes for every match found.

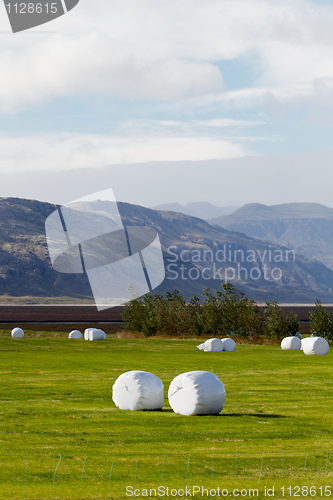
[1,197,333,304]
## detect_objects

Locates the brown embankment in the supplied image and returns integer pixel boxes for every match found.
[0,305,124,332]
[1,304,333,325]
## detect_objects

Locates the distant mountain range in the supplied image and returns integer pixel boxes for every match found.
[2,197,333,304]
[209,202,333,271]
[152,202,238,220]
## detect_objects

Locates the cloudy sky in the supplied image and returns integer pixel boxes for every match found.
[0,0,333,207]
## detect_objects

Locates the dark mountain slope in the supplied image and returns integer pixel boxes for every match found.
[1,198,333,303]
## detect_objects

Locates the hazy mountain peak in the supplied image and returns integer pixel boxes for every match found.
[209,201,333,271]
[152,201,238,220]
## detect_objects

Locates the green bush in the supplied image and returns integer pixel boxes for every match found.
[123,283,262,338]
[263,301,300,340]
[309,299,333,340]
[201,283,262,338]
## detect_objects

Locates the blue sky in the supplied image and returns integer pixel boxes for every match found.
[0,0,333,206]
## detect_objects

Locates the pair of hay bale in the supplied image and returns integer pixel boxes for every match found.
[281,336,329,355]
[197,337,236,352]
[68,328,107,340]
[112,370,226,416]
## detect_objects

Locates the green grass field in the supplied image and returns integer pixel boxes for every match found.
[0,329,332,499]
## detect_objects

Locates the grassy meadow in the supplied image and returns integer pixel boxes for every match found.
[0,329,332,499]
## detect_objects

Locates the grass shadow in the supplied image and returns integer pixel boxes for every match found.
[149,409,286,418]
[217,412,286,418]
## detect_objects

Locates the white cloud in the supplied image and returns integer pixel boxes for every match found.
[0,133,247,173]
[118,118,264,136]
[1,0,333,111]
[193,119,264,128]
[0,30,223,111]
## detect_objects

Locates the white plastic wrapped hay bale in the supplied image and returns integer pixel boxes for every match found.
[112,370,164,411]
[301,337,318,351]
[221,338,236,351]
[11,327,24,338]
[197,338,223,351]
[84,328,106,340]
[89,329,107,341]
[68,330,83,339]
[281,336,301,350]
[84,328,94,340]
[168,371,226,416]
[301,337,310,350]
[302,337,329,355]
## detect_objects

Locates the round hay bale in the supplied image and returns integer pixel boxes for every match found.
[84,328,106,341]
[168,371,226,416]
[68,330,83,339]
[84,328,94,340]
[89,329,106,341]
[11,327,24,338]
[112,370,164,411]
[197,338,223,351]
[281,336,301,350]
[302,336,329,355]
[221,338,236,351]
[301,337,310,350]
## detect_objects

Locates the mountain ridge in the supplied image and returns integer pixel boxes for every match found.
[209,202,333,271]
[1,197,333,303]
[152,201,238,220]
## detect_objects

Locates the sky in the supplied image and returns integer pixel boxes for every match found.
[0,0,333,207]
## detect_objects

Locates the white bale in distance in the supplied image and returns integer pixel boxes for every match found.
[302,337,329,355]
[221,338,236,351]
[168,371,226,416]
[11,327,24,338]
[112,370,164,411]
[84,328,106,340]
[301,337,321,351]
[84,328,94,340]
[301,337,311,350]
[281,336,301,350]
[68,330,83,339]
[89,329,107,341]
[197,338,224,351]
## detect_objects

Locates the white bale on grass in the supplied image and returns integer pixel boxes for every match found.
[301,337,310,350]
[68,330,83,339]
[197,338,223,351]
[89,329,107,341]
[84,328,106,340]
[301,337,320,351]
[112,370,164,411]
[302,337,329,355]
[84,328,94,340]
[11,327,24,338]
[281,336,301,350]
[221,338,236,351]
[168,371,226,416]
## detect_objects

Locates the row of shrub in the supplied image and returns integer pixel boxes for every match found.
[123,284,333,341]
